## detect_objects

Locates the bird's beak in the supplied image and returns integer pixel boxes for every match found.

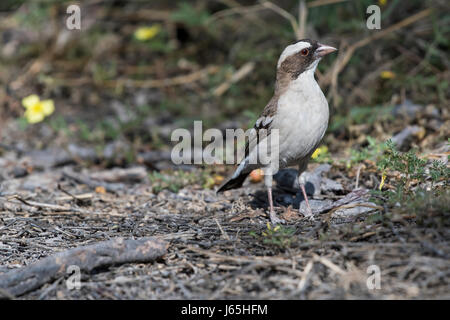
[316,44,337,58]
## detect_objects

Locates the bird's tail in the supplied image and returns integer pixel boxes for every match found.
[216,171,250,193]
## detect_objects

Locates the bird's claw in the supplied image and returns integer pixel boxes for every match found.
[300,207,315,221]
[269,211,286,225]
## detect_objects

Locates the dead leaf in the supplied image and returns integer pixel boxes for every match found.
[95,186,106,194]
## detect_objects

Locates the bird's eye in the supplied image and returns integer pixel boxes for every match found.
[300,49,309,56]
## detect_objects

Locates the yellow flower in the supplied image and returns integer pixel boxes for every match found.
[213,175,224,185]
[311,145,328,159]
[22,94,54,124]
[380,71,396,79]
[378,0,387,6]
[379,172,386,190]
[134,25,160,41]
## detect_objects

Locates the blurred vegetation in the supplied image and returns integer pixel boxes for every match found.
[250,223,296,248]
[149,168,222,193]
[1,1,448,132]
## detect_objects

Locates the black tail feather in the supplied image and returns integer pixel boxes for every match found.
[216,172,250,193]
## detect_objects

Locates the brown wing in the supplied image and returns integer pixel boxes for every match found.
[217,96,278,193]
[244,96,278,158]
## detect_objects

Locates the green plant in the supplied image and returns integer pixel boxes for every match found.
[149,170,192,194]
[377,140,428,188]
[250,223,296,248]
[371,140,449,225]
[329,105,394,132]
[429,159,450,184]
[377,140,448,189]
[171,2,210,27]
[49,115,70,135]
[346,136,388,167]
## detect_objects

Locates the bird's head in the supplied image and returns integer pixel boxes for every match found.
[277,39,337,80]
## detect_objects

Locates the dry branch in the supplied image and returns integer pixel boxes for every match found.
[63,169,125,193]
[260,1,300,39]
[213,62,255,96]
[208,0,347,29]
[297,0,307,40]
[323,8,433,102]
[4,195,95,215]
[0,237,168,298]
[104,66,219,89]
[307,0,347,7]
[89,166,148,183]
[48,66,219,89]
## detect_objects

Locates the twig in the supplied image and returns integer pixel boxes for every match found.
[186,246,296,265]
[103,66,219,89]
[62,168,125,193]
[207,4,266,24]
[314,254,346,275]
[395,44,442,75]
[213,62,255,96]
[297,259,314,291]
[57,184,92,206]
[349,231,377,242]
[214,218,231,240]
[323,8,433,92]
[0,237,168,297]
[89,167,148,183]
[208,0,348,24]
[355,164,363,189]
[260,1,300,39]
[6,195,94,215]
[297,0,307,40]
[55,193,93,202]
[49,66,219,89]
[38,277,64,300]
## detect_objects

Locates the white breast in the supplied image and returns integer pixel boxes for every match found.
[272,68,329,167]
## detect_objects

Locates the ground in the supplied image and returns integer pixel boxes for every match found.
[0,139,448,299]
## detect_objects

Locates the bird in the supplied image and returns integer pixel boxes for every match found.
[217,39,337,224]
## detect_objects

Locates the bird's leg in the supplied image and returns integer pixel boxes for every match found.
[300,183,313,217]
[267,186,275,217]
[265,172,285,225]
[298,173,313,218]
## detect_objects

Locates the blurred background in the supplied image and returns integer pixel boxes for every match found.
[0,0,448,185]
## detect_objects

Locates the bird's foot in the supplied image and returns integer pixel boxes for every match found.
[269,210,286,225]
[299,183,315,220]
[299,205,315,221]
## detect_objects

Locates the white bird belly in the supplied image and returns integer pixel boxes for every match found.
[273,76,329,168]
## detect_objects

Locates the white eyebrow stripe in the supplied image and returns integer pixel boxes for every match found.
[277,41,311,68]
